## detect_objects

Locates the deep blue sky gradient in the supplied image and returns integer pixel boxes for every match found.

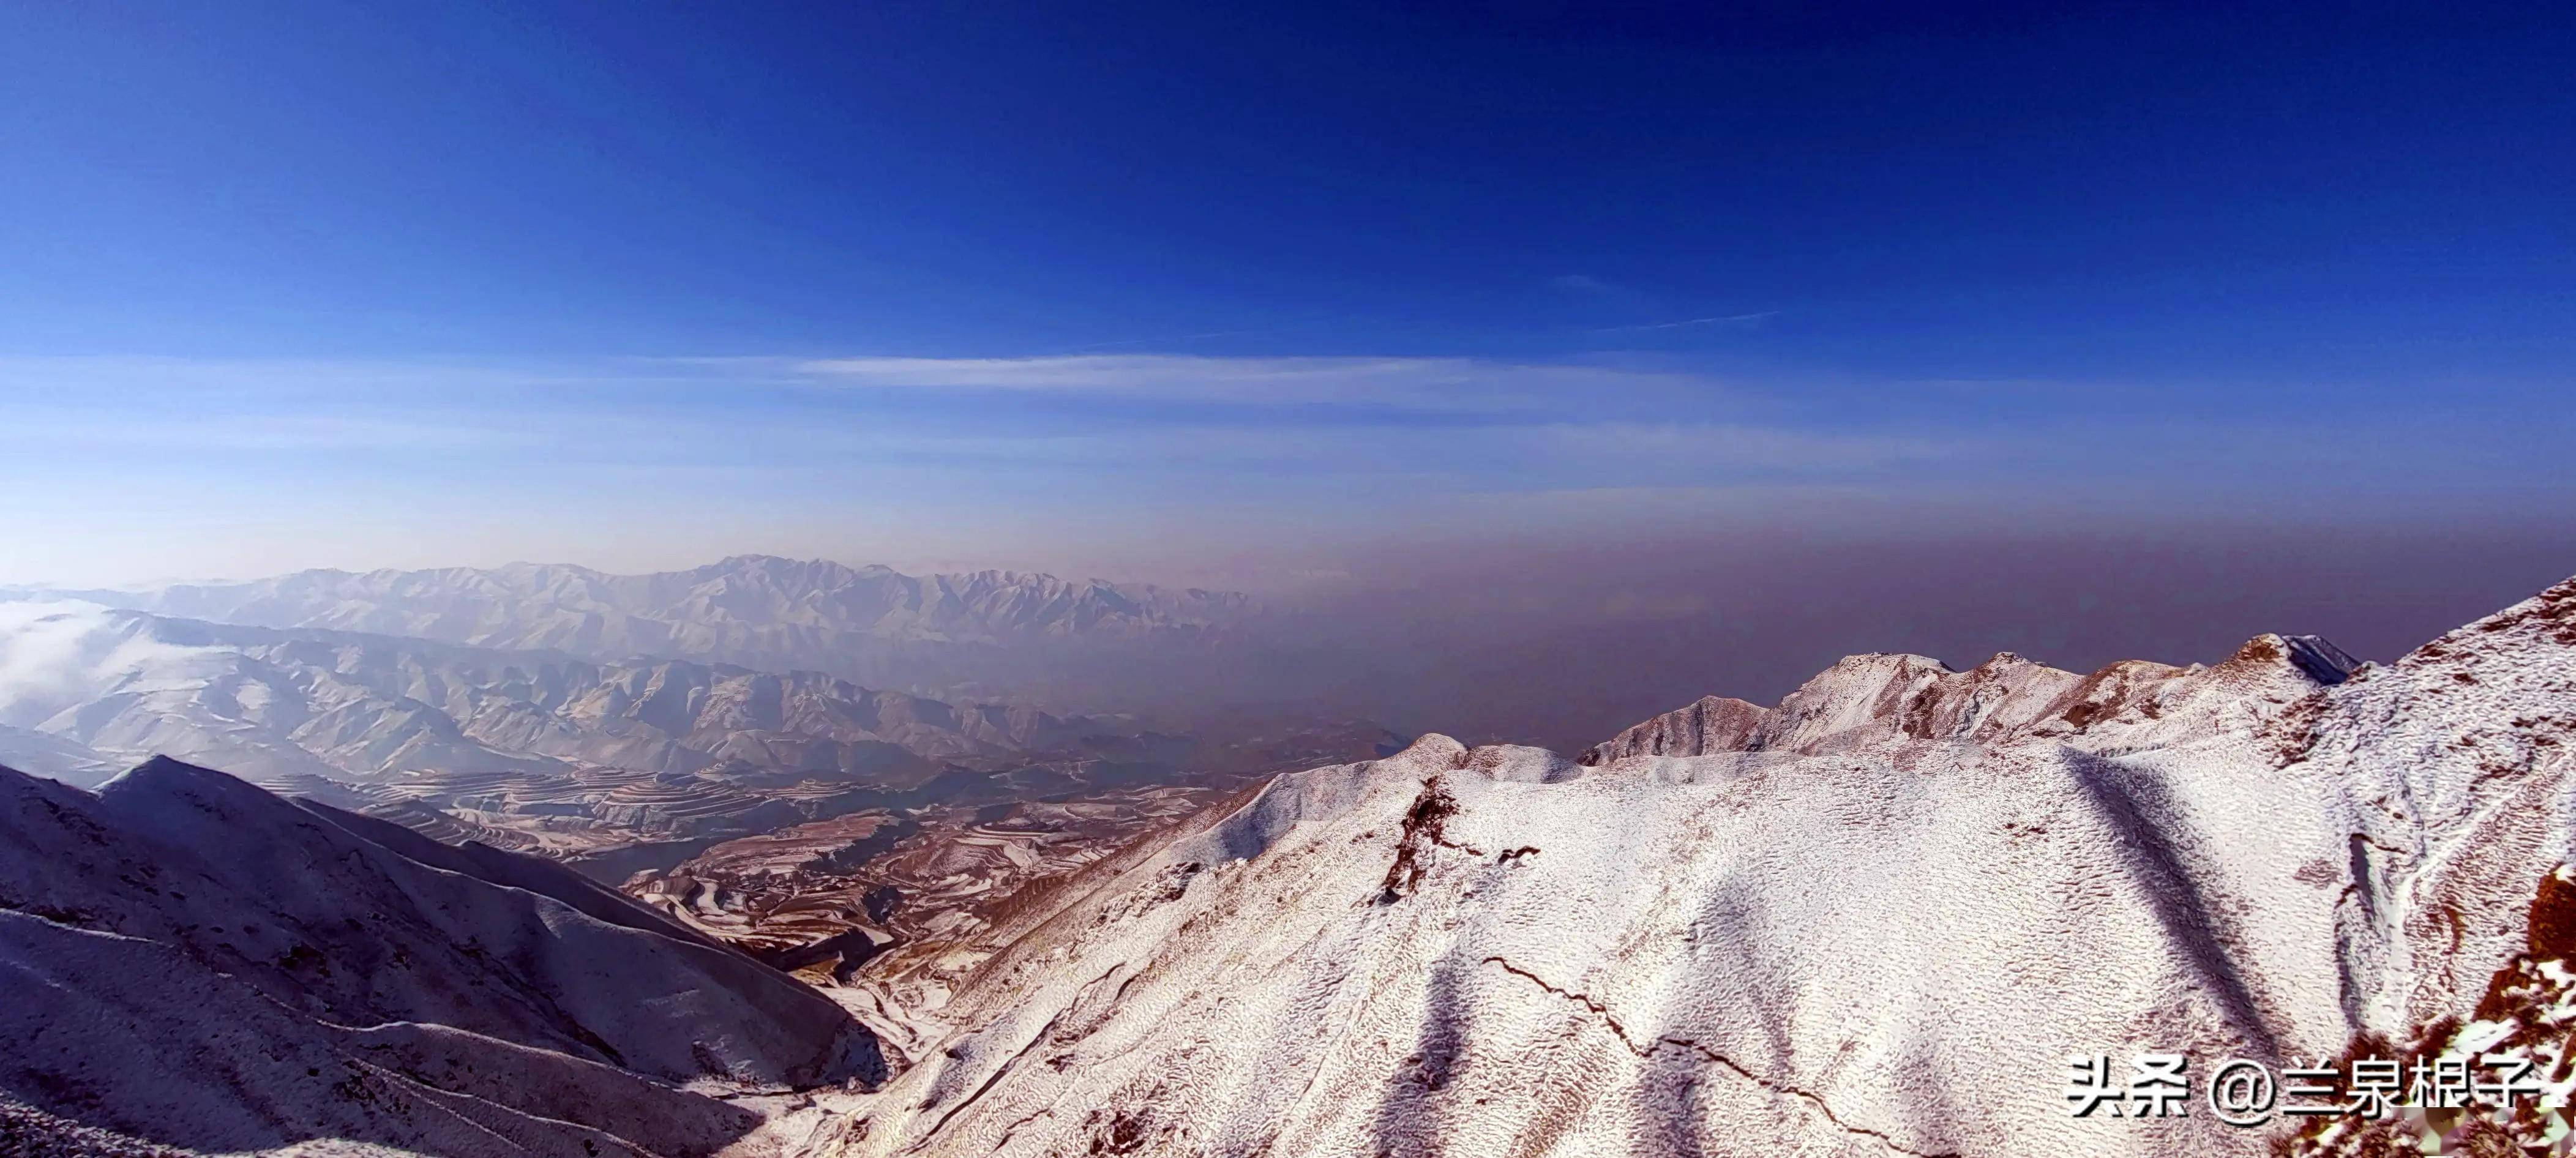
[9,3,2571,376]
[1,1,2570,590]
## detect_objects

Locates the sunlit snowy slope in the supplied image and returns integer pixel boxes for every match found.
[812,578,2576,1157]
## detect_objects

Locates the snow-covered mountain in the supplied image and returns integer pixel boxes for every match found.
[1582,634,2364,763]
[0,755,883,1157]
[1578,693,1768,764]
[9,556,1252,710]
[10,573,2573,1156]
[0,604,1179,790]
[798,576,2576,1157]
[0,603,1402,879]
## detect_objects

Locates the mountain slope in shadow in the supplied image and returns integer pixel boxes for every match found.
[0,756,885,1157]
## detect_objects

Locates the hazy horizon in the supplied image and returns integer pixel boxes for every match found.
[17,521,2572,754]
[7,2,2572,744]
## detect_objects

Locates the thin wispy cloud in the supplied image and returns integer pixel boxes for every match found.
[787,354,1720,409]
[1590,312,1780,334]
[0,410,555,454]
[1064,329,1278,353]
[3,351,2561,588]
[0,354,647,393]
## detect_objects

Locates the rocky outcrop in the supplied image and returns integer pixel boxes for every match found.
[1592,632,2364,759]
[1578,695,1767,764]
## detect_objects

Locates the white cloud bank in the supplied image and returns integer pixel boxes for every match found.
[0,602,217,724]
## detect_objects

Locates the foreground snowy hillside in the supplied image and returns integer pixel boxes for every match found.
[0,756,884,1157]
[811,578,2576,1157]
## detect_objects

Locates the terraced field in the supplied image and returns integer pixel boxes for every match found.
[624,783,1239,1065]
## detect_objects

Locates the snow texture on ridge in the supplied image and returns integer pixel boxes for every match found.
[814,578,2576,1158]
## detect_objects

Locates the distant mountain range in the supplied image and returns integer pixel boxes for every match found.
[0,602,1401,873]
[0,605,1174,790]
[9,556,1254,711]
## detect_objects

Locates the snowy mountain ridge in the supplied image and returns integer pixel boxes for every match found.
[0,755,885,1157]
[12,555,1248,644]
[1584,632,2364,764]
[3,557,1252,712]
[798,578,2575,1157]
[0,603,1161,790]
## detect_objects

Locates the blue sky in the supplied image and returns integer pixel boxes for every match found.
[1,1,2570,587]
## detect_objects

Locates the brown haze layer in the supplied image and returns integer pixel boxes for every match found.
[1267,523,2576,749]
